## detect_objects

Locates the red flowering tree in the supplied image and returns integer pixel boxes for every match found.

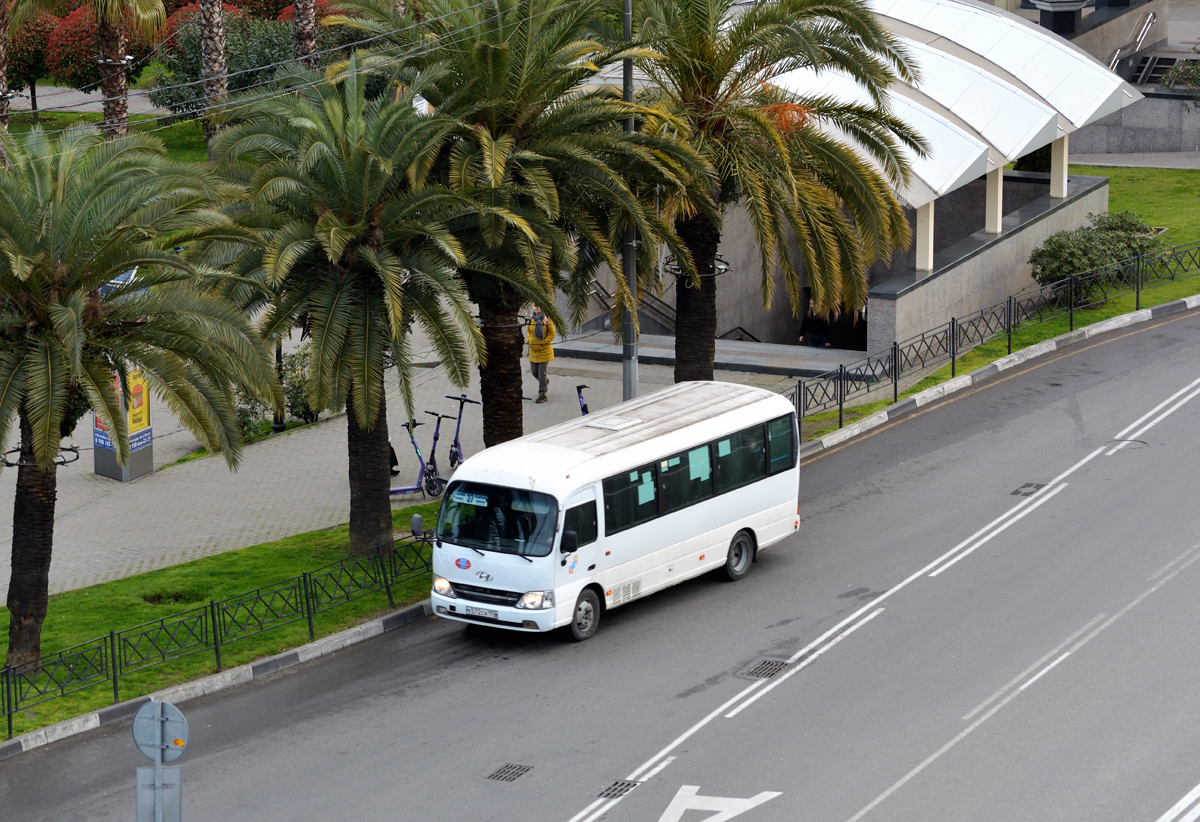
[236,0,289,18]
[46,7,154,91]
[276,0,331,21]
[9,10,62,119]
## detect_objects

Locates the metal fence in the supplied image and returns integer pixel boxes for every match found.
[2,537,432,739]
[791,241,1200,430]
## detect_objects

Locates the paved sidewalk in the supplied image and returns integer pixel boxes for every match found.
[556,331,863,376]
[10,85,169,117]
[1073,152,1200,169]
[0,337,794,603]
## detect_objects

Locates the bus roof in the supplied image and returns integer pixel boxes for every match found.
[453,381,793,499]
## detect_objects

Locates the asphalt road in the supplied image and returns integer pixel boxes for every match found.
[5,308,1200,822]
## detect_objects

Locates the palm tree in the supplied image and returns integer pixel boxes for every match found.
[0,125,282,666]
[209,59,482,553]
[199,0,228,143]
[634,0,924,381]
[293,0,317,67]
[330,0,705,446]
[1,0,11,131]
[90,0,165,137]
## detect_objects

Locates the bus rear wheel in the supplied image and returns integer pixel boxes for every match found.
[568,589,601,641]
[724,531,754,581]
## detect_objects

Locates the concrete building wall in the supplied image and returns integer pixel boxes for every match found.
[1069,0,1169,66]
[1071,95,1200,153]
[867,176,1110,352]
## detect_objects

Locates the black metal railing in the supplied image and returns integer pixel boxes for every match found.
[2,537,432,739]
[792,241,1200,430]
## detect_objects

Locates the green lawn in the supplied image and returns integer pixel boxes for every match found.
[1072,165,1200,247]
[6,110,208,163]
[1,501,440,738]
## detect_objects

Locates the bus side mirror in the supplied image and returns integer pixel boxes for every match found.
[411,514,423,538]
[560,530,578,554]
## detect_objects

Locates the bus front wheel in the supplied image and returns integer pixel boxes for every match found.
[724,531,755,581]
[568,589,601,641]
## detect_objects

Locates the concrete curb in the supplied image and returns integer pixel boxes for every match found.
[797,294,1200,460]
[0,599,433,763]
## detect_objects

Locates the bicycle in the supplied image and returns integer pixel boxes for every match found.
[442,393,482,468]
[389,420,444,498]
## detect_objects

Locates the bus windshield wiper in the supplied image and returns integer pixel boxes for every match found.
[514,553,533,563]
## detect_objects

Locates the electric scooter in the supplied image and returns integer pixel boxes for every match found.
[443,393,481,468]
[389,420,444,498]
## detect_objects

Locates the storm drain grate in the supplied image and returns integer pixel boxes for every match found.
[737,659,790,680]
[1010,483,1046,497]
[598,780,640,799]
[486,763,533,782]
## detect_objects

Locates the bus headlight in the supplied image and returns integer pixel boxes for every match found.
[432,576,457,598]
[516,591,554,610]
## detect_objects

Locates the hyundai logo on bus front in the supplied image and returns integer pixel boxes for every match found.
[477,571,494,582]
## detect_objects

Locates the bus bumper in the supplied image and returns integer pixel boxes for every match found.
[430,592,557,632]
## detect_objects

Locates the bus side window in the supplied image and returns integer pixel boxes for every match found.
[660,445,713,514]
[603,464,658,534]
[715,424,767,494]
[564,500,598,547]
[767,415,795,475]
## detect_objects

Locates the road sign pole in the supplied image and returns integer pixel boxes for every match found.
[155,700,164,822]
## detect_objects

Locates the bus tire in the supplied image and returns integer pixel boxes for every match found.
[723,531,755,581]
[568,589,601,641]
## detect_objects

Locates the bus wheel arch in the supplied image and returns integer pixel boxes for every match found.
[723,529,756,581]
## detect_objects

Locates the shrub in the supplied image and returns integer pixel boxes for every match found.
[276,0,333,21]
[281,344,320,424]
[150,11,362,114]
[1161,48,1200,110]
[46,7,154,90]
[235,386,270,440]
[235,0,290,18]
[9,10,61,110]
[1029,210,1162,288]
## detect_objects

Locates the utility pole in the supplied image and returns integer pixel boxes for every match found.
[621,0,638,401]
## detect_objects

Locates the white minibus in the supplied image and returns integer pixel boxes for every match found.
[425,381,800,640]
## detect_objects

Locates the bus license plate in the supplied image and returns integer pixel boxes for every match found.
[465,606,498,620]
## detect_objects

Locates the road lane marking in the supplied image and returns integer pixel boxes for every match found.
[725,609,885,719]
[1018,652,1069,690]
[1149,543,1200,582]
[1107,383,1200,455]
[963,614,1104,721]
[1156,780,1200,822]
[640,756,676,782]
[566,799,607,822]
[929,483,1069,577]
[1109,375,1200,442]
[847,543,1200,821]
[657,786,782,822]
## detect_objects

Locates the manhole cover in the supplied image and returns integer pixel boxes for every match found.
[598,780,640,798]
[1010,483,1046,497]
[486,763,533,782]
[737,659,790,680]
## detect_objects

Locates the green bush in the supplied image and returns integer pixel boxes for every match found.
[281,343,320,424]
[1028,210,1161,287]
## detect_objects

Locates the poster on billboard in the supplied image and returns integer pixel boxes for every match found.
[93,368,153,453]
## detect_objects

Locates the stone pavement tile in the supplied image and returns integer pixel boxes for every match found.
[0,336,794,602]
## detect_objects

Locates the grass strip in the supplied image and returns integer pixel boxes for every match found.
[1,501,441,738]
[800,274,1200,441]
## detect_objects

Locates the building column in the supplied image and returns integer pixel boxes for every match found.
[916,200,935,272]
[985,167,1004,234]
[1051,134,1069,199]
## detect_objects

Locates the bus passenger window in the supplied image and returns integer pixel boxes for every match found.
[660,445,713,513]
[564,500,598,546]
[715,425,767,494]
[603,465,658,534]
[767,416,795,474]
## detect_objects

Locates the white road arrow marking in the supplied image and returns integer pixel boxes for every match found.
[657,785,782,822]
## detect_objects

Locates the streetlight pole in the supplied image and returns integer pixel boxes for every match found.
[621,0,638,401]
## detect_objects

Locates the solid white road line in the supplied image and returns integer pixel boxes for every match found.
[1110,375,1200,441]
[1156,780,1200,822]
[929,484,1068,578]
[1149,543,1200,582]
[1107,381,1200,456]
[639,756,677,783]
[725,610,885,719]
[1018,652,1069,690]
[963,614,1104,721]
[1178,803,1200,822]
[565,799,607,822]
[848,543,1200,822]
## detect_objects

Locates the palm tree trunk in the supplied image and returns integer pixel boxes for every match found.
[346,386,393,554]
[30,82,37,122]
[477,301,524,447]
[199,0,228,146]
[97,18,129,139]
[0,0,10,132]
[6,409,58,667]
[673,214,721,382]
[293,0,318,69]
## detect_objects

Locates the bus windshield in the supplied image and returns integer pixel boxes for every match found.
[438,481,559,557]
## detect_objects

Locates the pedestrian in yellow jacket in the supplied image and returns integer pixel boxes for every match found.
[526,305,555,403]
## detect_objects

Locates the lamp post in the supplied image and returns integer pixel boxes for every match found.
[620,0,638,402]
[271,343,286,433]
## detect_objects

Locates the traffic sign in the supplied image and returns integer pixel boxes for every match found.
[132,701,189,763]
